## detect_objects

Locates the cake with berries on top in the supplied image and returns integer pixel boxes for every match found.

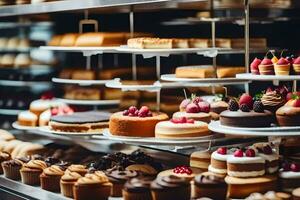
[220,94,273,127]
[276,94,300,126]
[279,161,300,192]
[157,166,202,181]
[109,106,168,137]
[208,147,235,175]
[174,95,211,123]
[258,58,274,75]
[227,148,265,178]
[155,117,211,139]
[250,58,261,75]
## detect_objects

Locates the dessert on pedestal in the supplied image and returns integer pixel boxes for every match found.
[276,96,300,126]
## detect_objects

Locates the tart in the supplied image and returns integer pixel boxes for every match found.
[122,176,153,200]
[250,58,261,75]
[258,58,274,75]
[293,56,300,75]
[109,106,168,137]
[274,57,290,75]
[155,117,211,139]
[279,162,300,192]
[276,98,300,126]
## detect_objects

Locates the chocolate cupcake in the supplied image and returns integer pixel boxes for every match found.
[105,168,139,197]
[194,173,227,200]
[151,175,191,200]
[60,171,82,198]
[0,152,11,174]
[1,158,23,180]
[123,176,153,200]
[20,160,47,185]
[66,164,87,176]
[40,165,65,192]
[74,171,112,200]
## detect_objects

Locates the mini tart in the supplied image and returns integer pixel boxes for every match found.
[109,111,169,137]
[40,165,65,192]
[172,112,211,123]
[155,121,211,139]
[1,158,23,180]
[194,173,227,200]
[279,169,300,192]
[208,150,232,175]
[18,111,38,127]
[122,177,153,200]
[60,171,82,198]
[274,62,290,76]
[150,175,191,200]
[157,167,203,181]
[125,164,158,177]
[293,188,300,200]
[220,110,273,127]
[74,171,112,200]
[66,164,87,176]
[0,151,11,174]
[105,168,139,197]
[226,155,265,178]
[190,151,211,170]
[276,102,300,126]
[258,63,274,75]
[225,175,277,199]
[20,160,47,185]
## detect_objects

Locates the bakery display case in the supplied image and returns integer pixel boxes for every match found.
[0,0,300,199]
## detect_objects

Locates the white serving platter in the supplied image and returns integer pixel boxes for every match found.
[56,98,120,106]
[12,121,39,131]
[39,126,104,136]
[52,78,113,86]
[40,46,117,56]
[236,73,300,81]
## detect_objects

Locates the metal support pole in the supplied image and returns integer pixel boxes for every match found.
[86,56,91,70]
[156,90,161,111]
[132,54,137,80]
[97,54,103,70]
[129,7,134,38]
[156,56,161,80]
[245,0,250,73]
[211,21,217,78]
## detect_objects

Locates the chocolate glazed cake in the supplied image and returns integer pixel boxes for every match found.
[49,111,111,133]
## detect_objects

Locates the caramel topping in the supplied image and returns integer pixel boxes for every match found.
[43,165,65,176]
[77,171,110,185]
[24,160,47,170]
[67,164,87,173]
[61,171,82,181]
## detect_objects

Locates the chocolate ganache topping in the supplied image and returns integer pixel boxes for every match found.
[151,175,190,190]
[194,174,226,186]
[105,168,138,183]
[124,177,154,193]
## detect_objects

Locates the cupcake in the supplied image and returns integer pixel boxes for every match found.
[123,177,153,200]
[40,165,65,192]
[194,173,227,200]
[105,168,139,197]
[150,175,191,200]
[0,151,11,174]
[261,90,286,113]
[60,171,82,198]
[250,58,261,75]
[20,160,47,185]
[74,171,112,200]
[66,164,88,176]
[1,159,24,180]
[293,57,300,75]
[258,58,274,75]
[274,58,290,76]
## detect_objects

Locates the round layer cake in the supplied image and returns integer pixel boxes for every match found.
[109,111,168,137]
[276,100,300,126]
[155,119,211,139]
[220,110,273,127]
[173,112,211,123]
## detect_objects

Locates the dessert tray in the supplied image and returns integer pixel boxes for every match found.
[56,98,120,106]
[52,78,114,86]
[236,73,300,81]
[39,126,104,136]
[209,120,300,136]
[12,121,40,131]
[40,46,117,56]
[95,129,217,145]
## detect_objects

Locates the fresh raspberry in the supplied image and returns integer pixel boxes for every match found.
[198,101,210,113]
[147,111,153,117]
[138,106,150,117]
[290,163,300,172]
[179,117,187,123]
[234,149,244,157]
[180,99,191,110]
[240,104,250,112]
[128,106,138,114]
[193,97,203,104]
[217,147,227,155]
[253,101,264,113]
[51,108,58,116]
[228,99,239,111]
[173,166,192,175]
[171,118,180,124]
[134,110,139,116]
[123,110,129,116]
[239,93,253,109]
[186,103,200,113]
[245,149,256,157]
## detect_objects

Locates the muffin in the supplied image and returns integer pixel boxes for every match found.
[66,164,87,176]
[123,177,153,200]
[60,171,82,198]
[1,158,24,180]
[0,151,11,174]
[150,175,191,200]
[20,160,47,185]
[105,168,139,197]
[194,173,227,200]
[40,165,65,192]
[74,171,112,200]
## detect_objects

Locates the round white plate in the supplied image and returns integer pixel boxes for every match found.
[105,80,161,91]
[12,122,39,131]
[52,78,113,86]
[96,129,216,145]
[39,126,104,136]
[56,98,120,106]
[208,121,300,136]
[236,73,300,81]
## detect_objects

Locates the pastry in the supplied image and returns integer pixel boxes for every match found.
[210,100,228,114]
[208,147,233,175]
[39,106,74,127]
[71,69,96,80]
[279,161,300,192]
[20,160,47,185]
[0,129,15,141]
[0,152,11,174]
[29,99,64,117]
[109,106,168,137]
[188,38,209,48]
[155,117,211,138]
[127,37,173,49]
[158,166,202,181]
[276,98,300,126]
[123,176,153,200]
[150,175,191,200]
[274,57,290,75]
[258,58,274,75]
[48,35,62,46]
[17,111,38,127]
[252,143,280,174]
[293,57,300,75]
[60,171,82,198]
[15,143,44,158]
[220,96,273,127]
[74,171,112,200]
[105,168,139,197]
[225,175,277,199]
[14,53,31,68]
[261,89,286,113]
[1,158,25,180]
[172,38,189,48]
[216,66,245,78]
[214,38,231,48]
[75,32,125,47]
[40,165,65,192]
[190,151,211,170]
[66,164,88,176]
[125,164,158,177]
[194,173,227,200]
[250,58,261,75]
[227,148,265,177]
[175,65,215,78]
[6,37,19,50]
[0,54,15,67]
[293,188,300,200]
[49,111,110,133]
[60,33,79,46]
[64,87,101,100]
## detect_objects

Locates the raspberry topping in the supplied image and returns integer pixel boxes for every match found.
[277,57,289,65]
[171,117,194,124]
[180,99,191,110]
[123,106,153,117]
[234,149,244,157]
[192,97,203,104]
[50,106,73,116]
[217,147,227,155]
[261,58,273,65]
[290,163,300,172]
[41,91,54,100]
[173,166,192,175]
[245,149,256,157]
[197,101,210,113]
[186,103,200,113]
